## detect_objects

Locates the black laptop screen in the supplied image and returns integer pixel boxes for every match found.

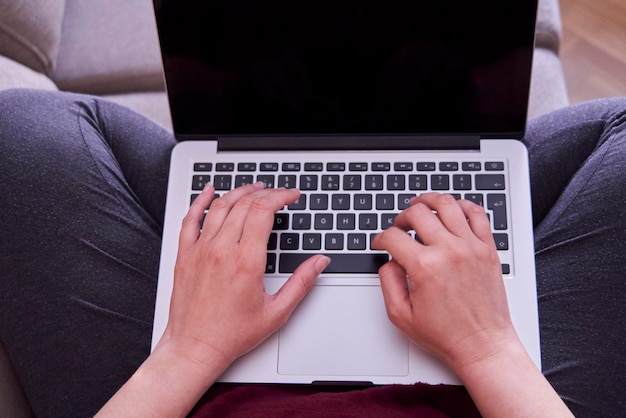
[154,0,537,140]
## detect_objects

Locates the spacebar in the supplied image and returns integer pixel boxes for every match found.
[279,253,389,274]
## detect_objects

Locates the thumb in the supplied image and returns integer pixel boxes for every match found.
[270,255,330,319]
[378,259,413,329]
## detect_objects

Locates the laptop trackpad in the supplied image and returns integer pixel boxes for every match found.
[278,285,409,377]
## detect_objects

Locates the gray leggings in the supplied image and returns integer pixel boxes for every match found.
[0,89,624,417]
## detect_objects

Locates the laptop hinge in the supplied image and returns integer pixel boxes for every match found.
[216,135,481,152]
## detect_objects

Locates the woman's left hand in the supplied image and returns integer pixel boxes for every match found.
[161,182,329,369]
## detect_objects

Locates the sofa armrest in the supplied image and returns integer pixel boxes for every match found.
[52,0,165,95]
[0,0,66,76]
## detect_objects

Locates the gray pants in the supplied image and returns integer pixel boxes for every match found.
[1,89,624,417]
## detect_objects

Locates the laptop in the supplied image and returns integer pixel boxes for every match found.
[150,0,541,385]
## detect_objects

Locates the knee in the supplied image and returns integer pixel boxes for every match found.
[0,89,99,183]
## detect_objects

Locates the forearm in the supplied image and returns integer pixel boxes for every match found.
[95,340,231,418]
[455,340,573,418]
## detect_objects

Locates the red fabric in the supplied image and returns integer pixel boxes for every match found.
[191,383,481,417]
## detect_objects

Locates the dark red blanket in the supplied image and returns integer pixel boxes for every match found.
[191,383,481,417]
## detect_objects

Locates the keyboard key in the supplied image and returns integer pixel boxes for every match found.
[464,193,484,207]
[372,163,390,171]
[381,213,397,229]
[325,234,344,250]
[260,163,279,171]
[408,175,427,190]
[310,194,329,210]
[493,233,509,250]
[273,214,289,230]
[282,162,301,171]
[194,163,212,171]
[453,174,472,190]
[331,194,350,210]
[487,194,508,230]
[292,213,311,229]
[337,213,356,230]
[216,163,234,171]
[485,162,505,171]
[398,194,417,209]
[431,174,450,190]
[327,163,346,171]
[347,233,367,250]
[354,194,373,210]
[343,174,362,190]
[279,253,389,274]
[213,175,232,190]
[237,162,256,171]
[267,233,278,250]
[476,174,505,190]
[462,162,481,171]
[280,233,300,250]
[376,194,395,210]
[192,175,211,190]
[314,213,333,229]
[440,162,459,171]
[302,233,322,250]
[349,162,368,171]
[387,175,406,190]
[300,175,318,190]
[257,175,275,188]
[278,175,297,188]
[266,253,277,273]
[359,213,378,230]
[417,162,436,171]
[304,163,324,171]
[322,175,340,190]
[394,162,413,171]
[365,175,384,190]
[235,175,254,187]
[288,195,306,210]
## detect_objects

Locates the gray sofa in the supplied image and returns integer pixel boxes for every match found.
[0,0,568,416]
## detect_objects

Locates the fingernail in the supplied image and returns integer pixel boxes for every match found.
[315,255,331,272]
[203,182,214,192]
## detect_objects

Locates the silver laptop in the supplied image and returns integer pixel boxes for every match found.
[150,0,541,385]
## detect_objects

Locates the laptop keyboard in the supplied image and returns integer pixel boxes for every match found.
[190,160,511,276]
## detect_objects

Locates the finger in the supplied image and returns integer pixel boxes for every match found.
[372,227,423,273]
[378,259,412,330]
[458,199,494,244]
[394,201,448,245]
[269,254,330,321]
[409,193,473,238]
[237,188,300,250]
[179,183,215,249]
[200,182,265,240]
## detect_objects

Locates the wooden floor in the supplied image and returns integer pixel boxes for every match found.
[559,0,626,104]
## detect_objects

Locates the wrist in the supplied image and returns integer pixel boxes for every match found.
[448,332,574,418]
[154,332,235,383]
[96,337,233,417]
[444,325,525,378]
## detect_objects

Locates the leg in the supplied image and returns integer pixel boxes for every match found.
[525,98,626,417]
[0,89,175,417]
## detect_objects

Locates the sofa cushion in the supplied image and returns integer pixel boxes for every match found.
[53,0,165,95]
[0,0,66,76]
[0,56,59,91]
[103,91,172,130]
